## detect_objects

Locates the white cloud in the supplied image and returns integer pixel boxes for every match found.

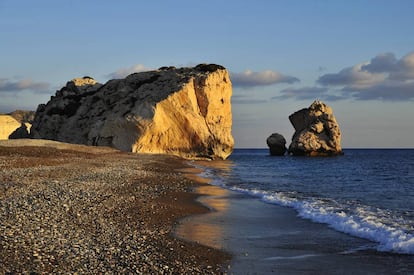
[231,69,299,88]
[390,51,414,80]
[0,78,50,93]
[106,64,153,79]
[273,86,347,101]
[232,95,267,104]
[318,63,387,89]
[360,52,397,73]
[316,50,414,101]
[348,79,414,101]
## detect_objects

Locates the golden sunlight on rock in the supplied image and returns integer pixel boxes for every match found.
[0,115,21,139]
[71,76,98,86]
[31,64,233,160]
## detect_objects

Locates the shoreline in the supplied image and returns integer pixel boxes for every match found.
[0,139,230,273]
[176,159,414,274]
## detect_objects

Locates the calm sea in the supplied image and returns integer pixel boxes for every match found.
[199,148,414,255]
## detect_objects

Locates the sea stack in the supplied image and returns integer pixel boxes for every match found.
[30,64,234,160]
[266,133,287,156]
[288,100,342,156]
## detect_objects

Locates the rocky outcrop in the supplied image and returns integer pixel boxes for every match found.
[266,133,286,156]
[30,64,234,160]
[8,110,35,124]
[0,111,34,140]
[288,100,342,156]
[0,115,21,140]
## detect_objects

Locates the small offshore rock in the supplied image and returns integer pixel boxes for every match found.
[266,133,286,156]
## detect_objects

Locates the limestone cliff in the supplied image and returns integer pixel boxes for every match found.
[0,111,33,140]
[30,64,234,159]
[0,115,21,140]
[288,100,342,156]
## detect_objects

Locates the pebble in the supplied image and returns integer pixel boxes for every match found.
[0,146,228,274]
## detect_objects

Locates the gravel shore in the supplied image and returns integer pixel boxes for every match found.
[0,139,230,274]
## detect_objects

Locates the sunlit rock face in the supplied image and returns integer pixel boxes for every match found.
[0,115,21,140]
[0,111,33,140]
[30,64,234,160]
[288,100,342,156]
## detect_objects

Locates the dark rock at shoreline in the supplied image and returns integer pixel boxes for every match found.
[288,100,342,156]
[266,133,286,156]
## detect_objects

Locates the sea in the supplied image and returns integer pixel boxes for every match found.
[181,148,414,273]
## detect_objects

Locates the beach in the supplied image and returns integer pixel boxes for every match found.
[0,139,229,274]
[3,141,414,275]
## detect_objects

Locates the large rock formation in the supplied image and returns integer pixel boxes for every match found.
[0,111,33,140]
[30,64,234,160]
[266,133,286,156]
[288,100,342,156]
[0,115,21,140]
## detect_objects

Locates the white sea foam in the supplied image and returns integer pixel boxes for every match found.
[190,162,414,254]
[227,186,414,255]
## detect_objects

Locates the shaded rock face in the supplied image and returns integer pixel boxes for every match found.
[266,133,286,156]
[30,64,234,160]
[9,123,30,139]
[288,100,342,156]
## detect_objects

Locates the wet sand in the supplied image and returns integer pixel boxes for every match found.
[176,173,414,274]
[0,139,230,274]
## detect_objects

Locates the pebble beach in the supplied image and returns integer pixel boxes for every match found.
[0,139,229,274]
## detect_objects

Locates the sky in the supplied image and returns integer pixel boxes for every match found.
[1,0,414,148]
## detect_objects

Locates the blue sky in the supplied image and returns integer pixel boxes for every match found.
[1,0,414,148]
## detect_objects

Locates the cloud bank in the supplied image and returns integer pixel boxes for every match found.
[232,95,267,104]
[231,69,299,88]
[273,86,347,101]
[0,78,50,94]
[279,51,414,101]
[319,51,414,101]
[106,64,153,79]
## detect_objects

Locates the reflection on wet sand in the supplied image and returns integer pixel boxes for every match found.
[176,160,234,250]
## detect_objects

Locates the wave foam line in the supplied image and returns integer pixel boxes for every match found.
[229,186,414,255]
[188,162,414,254]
